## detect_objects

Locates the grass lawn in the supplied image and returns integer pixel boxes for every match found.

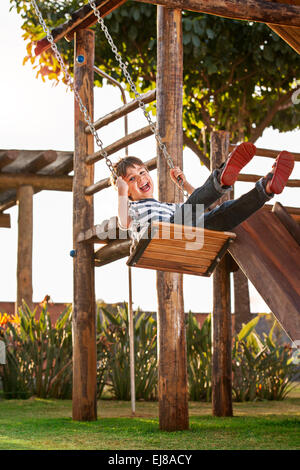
[0,387,299,450]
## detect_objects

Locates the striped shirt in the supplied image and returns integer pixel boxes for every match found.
[128,198,182,231]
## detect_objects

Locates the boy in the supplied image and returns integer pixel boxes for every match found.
[114,142,294,234]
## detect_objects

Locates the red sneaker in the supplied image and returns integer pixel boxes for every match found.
[266,151,294,194]
[220,142,257,186]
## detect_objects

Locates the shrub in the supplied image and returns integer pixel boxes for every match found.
[186,312,211,401]
[1,302,297,403]
[97,304,157,400]
[1,303,73,399]
[232,315,299,401]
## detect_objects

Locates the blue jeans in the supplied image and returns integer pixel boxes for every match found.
[170,168,273,231]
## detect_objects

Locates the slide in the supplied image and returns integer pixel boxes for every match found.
[229,203,300,345]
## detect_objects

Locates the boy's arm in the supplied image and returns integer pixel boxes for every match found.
[117,177,132,230]
[169,168,195,195]
[182,180,195,195]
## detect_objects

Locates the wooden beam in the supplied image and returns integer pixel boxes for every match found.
[0,150,73,212]
[267,1,300,55]
[264,203,300,224]
[85,176,110,194]
[0,150,18,170]
[0,150,57,174]
[94,239,131,266]
[86,125,153,165]
[0,173,73,191]
[16,185,33,312]
[265,204,300,216]
[86,89,156,133]
[72,29,97,422]
[35,0,127,56]
[229,144,300,162]
[210,130,233,418]
[156,6,188,432]
[86,137,300,173]
[237,173,300,187]
[0,213,10,228]
[267,23,300,55]
[135,0,300,27]
[17,150,57,173]
[272,201,300,245]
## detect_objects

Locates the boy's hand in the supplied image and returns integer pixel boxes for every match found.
[117,176,129,196]
[169,167,195,195]
[169,167,187,187]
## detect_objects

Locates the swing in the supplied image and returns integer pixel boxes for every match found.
[127,221,236,276]
[32,0,236,277]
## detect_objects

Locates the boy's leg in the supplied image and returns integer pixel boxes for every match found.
[203,150,295,232]
[203,178,272,231]
[170,142,256,226]
[186,142,257,208]
[170,169,231,226]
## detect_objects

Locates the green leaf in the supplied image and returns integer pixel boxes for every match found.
[237,315,260,341]
[132,7,140,22]
[263,47,274,62]
[128,24,138,41]
[193,20,204,36]
[192,34,201,48]
[206,28,215,39]
[183,32,192,45]
[183,18,193,31]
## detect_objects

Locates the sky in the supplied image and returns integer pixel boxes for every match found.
[0,0,299,314]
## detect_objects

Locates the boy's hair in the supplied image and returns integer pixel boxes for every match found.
[111,156,147,188]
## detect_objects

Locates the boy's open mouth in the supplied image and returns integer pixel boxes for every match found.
[140,182,151,192]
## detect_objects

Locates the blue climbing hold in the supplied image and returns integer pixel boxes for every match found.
[70,249,76,258]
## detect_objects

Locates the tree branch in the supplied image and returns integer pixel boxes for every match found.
[183,132,210,169]
[250,89,295,142]
[215,55,248,95]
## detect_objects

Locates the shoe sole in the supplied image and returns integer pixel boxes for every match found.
[268,151,294,194]
[221,142,256,186]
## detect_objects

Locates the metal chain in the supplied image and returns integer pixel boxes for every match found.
[30,0,187,253]
[87,0,188,199]
[30,0,117,181]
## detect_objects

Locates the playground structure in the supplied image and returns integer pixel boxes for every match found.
[0,0,300,430]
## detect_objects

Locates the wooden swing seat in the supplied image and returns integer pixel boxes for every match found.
[127,221,236,277]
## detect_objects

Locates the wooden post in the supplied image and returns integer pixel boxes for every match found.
[72,29,97,421]
[210,131,233,417]
[156,7,189,431]
[233,268,252,334]
[16,185,33,312]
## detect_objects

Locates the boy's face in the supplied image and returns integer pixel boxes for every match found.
[123,164,154,201]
